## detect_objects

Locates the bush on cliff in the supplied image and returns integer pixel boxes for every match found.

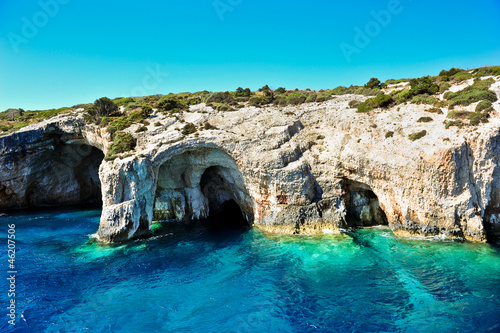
[235,87,251,98]
[444,78,497,107]
[206,92,234,105]
[107,132,136,156]
[476,100,493,113]
[86,97,118,120]
[157,97,181,112]
[286,93,307,105]
[181,123,197,136]
[365,77,381,89]
[408,130,427,141]
[357,93,393,112]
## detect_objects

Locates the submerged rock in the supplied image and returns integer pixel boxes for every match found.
[2,81,500,242]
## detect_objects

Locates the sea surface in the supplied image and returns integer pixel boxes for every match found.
[1,208,500,332]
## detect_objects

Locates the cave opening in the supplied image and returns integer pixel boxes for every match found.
[153,149,254,229]
[343,179,388,227]
[25,142,104,209]
[200,166,249,228]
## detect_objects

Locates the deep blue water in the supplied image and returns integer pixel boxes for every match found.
[2,209,500,333]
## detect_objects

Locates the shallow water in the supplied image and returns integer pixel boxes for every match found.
[1,209,500,332]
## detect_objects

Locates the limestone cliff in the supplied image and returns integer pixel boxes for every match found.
[1,78,500,243]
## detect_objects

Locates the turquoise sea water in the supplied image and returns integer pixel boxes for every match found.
[2,209,500,332]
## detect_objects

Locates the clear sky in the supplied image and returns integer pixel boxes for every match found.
[1,0,499,110]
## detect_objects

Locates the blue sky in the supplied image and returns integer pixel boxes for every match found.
[1,0,499,110]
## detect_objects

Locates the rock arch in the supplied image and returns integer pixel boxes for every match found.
[0,129,105,210]
[153,146,254,226]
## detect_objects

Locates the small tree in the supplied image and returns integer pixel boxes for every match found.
[157,97,179,111]
[275,87,286,94]
[365,78,381,89]
[259,85,271,93]
[140,105,153,118]
[235,87,251,97]
[181,123,197,136]
[107,132,136,156]
[3,108,24,121]
[87,97,117,120]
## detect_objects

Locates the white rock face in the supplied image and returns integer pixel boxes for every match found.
[2,78,500,242]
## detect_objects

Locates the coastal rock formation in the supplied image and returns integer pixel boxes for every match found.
[1,78,500,242]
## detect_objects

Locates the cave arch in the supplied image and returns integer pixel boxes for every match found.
[343,179,388,227]
[153,148,253,226]
[24,141,104,208]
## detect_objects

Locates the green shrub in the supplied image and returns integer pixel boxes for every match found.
[316,94,331,103]
[157,97,180,112]
[135,126,147,133]
[203,122,217,130]
[439,82,451,93]
[357,93,393,112]
[454,72,473,82]
[155,122,162,126]
[216,104,234,111]
[408,130,427,141]
[385,131,394,138]
[417,117,433,123]
[181,123,197,136]
[365,77,381,89]
[439,68,464,78]
[249,96,264,107]
[447,110,472,119]
[426,107,443,114]
[108,132,136,156]
[286,93,307,105]
[469,112,489,126]
[275,87,286,94]
[393,89,412,105]
[140,105,153,118]
[444,78,497,107]
[206,92,234,105]
[305,93,317,103]
[472,66,500,77]
[114,97,135,107]
[187,97,202,105]
[235,87,251,97]
[444,120,463,129]
[86,97,118,120]
[125,103,139,111]
[0,108,24,121]
[476,100,493,112]
[348,100,360,108]
[273,95,287,106]
[411,94,438,105]
[330,85,379,96]
[258,85,271,93]
[316,135,325,140]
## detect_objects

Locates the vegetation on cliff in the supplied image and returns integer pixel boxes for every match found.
[1,66,499,135]
[356,66,499,127]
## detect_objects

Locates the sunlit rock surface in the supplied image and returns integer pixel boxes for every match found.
[1,77,500,242]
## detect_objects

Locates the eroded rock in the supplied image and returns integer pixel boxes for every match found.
[2,81,500,242]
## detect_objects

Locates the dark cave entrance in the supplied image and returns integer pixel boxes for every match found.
[25,141,104,208]
[343,179,388,227]
[200,166,249,228]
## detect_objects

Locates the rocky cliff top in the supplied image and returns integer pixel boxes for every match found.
[2,68,500,243]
